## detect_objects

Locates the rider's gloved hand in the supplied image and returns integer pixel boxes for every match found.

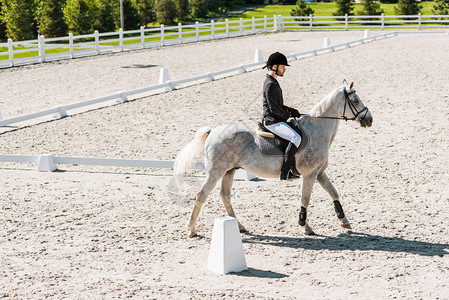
[290,108,301,118]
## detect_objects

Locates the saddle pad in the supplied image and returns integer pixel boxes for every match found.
[257,135,284,157]
[256,123,310,157]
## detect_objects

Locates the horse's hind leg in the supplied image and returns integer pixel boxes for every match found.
[187,171,222,238]
[317,171,351,230]
[220,169,246,233]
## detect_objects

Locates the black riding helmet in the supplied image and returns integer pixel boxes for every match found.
[263,52,290,75]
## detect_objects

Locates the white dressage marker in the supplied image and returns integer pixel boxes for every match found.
[208,217,247,275]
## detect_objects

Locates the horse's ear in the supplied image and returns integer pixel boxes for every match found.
[343,79,348,87]
[349,82,354,90]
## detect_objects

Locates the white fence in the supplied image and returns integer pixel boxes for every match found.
[281,13,449,31]
[0,16,275,68]
[1,14,448,69]
[0,154,256,180]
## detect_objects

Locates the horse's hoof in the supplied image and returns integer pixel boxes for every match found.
[341,223,352,229]
[340,217,352,229]
[189,231,198,238]
[239,226,247,233]
[302,225,315,236]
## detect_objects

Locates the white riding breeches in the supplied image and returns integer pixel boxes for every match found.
[264,121,302,148]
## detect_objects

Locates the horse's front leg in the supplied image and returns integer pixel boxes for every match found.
[299,174,317,235]
[317,171,352,230]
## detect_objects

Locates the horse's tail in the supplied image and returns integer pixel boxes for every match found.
[174,127,212,177]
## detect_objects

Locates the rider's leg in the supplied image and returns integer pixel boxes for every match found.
[264,122,301,180]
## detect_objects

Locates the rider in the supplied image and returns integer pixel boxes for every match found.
[262,52,302,181]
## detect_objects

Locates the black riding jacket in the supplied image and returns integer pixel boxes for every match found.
[262,74,293,125]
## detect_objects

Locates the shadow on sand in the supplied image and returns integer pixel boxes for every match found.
[230,268,289,278]
[242,232,449,257]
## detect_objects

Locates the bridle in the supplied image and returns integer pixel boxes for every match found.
[304,89,370,122]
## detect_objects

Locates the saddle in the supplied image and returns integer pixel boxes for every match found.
[256,119,309,157]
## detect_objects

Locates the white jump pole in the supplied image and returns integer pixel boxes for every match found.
[323,37,330,48]
[208,217,247,275]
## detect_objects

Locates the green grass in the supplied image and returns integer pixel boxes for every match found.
[225,2,437,19]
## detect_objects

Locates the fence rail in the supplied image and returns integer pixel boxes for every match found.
[0,16,275,68]
[1,14,448,69]
[0,154,256,180]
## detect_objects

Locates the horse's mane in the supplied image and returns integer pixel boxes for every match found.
[308,86,343,117]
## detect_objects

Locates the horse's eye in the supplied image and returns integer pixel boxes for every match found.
[353,97,360,105]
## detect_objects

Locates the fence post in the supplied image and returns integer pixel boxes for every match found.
[8,38,13,67]
[309,14,313,31]
[240,18,243,35]
[38,35,45,62]
[264,15,267,31]
[211,20,215,39]
[345,14,348,31]
[160,24,165,46]
[94,30,100,54]
[69,33,74,58]
[273,14,277,31]
[140,26,145,48]
[226,19,229,37]
[178,23,182,43]
[119,28,124,51]
[252,16,255,33]
[279,15,284,31]
[418,13,422,30]
[195,21,199,41]
[381,13,385,30]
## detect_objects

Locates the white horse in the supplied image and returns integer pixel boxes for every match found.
[174,81,373,237]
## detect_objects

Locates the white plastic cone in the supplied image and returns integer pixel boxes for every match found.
[323,37,331,48]
[254,49,264,63]
[208,216,247,274]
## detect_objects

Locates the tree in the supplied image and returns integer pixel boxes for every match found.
[155,0,177,24]
[97,0,117,32]
[290,0,314,17]
[0,1,6,39]
[64,0,100,35]
[432,0,449,15]
[1,0,36,40]
[174,0,190,19]
[357,0,384,16]
[134,0,156,26]
[37,0,68,38]
[394,0,423,15]
[190,0,209,18]
[333,0,354,17]
[122,0,140,29]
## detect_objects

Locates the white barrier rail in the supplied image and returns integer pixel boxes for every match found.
[0,31,397,129]
[0,16,275,68]
[0,154,256,180]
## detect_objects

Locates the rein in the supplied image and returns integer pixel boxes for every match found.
[303,89,369,122]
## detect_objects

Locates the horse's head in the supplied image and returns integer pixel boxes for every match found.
[342,80,373,128]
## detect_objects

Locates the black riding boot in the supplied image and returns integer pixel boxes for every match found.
[280,142,300,181]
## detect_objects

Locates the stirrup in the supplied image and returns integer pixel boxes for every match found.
[281,170,301,181]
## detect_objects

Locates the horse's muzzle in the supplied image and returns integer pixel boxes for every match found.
[360,115,373,128]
